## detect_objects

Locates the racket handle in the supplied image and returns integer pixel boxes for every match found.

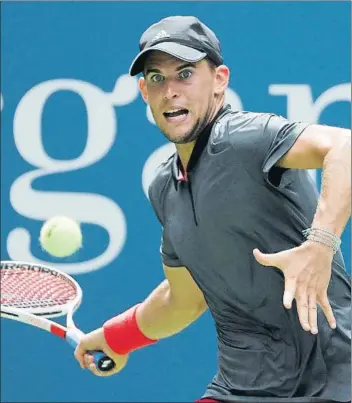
[90,350,116,372]
[66,328,116,372]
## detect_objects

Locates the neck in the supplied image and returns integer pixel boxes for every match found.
[176,141,196,171]
[176,99,224,170]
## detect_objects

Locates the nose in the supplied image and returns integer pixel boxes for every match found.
[163,81,179,100]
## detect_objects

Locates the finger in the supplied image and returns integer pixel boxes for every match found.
[74,346,88,369]
[296,290,310,332]
[283,276,297,309]
[319,293,336,329]
[253,249,283,269]
[86,353,112,377]
[84,353,94,367]
[308,290,318,334]
[88,362,103,377]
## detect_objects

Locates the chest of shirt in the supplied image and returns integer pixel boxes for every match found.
[164,154,286,236]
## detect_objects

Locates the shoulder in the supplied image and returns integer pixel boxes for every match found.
[217,109,276,136]
[210,109,275,149]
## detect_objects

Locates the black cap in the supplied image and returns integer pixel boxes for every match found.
[129,16,223,76]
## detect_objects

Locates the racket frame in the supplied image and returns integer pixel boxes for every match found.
[1,260,116,372]
[1,260,82,318]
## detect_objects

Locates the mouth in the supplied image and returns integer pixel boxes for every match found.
[163,108,189,123]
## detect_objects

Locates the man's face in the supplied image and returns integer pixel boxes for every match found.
[139,51,228,144]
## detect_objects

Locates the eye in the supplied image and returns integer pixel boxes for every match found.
[179,69,193,80]
[150,74,164,83]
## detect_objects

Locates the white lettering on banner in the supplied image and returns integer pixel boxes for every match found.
[269,83,351,182]
[8,76,139,275]
[6,78,349,274]
[269,83,351,122]
[142,143,177,198]
[109,74,140,106]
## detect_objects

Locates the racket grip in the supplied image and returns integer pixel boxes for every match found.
[66,328,116,372]
[90,350,116,372]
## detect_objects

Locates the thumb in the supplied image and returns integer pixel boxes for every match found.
[253,248,283,268]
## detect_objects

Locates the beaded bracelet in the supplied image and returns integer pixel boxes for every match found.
[302,227,341,254]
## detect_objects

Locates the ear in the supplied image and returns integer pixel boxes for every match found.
[214,65,230,96]
[139,77,149,104]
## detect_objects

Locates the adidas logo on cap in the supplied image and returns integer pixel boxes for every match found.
[152,30,170,43]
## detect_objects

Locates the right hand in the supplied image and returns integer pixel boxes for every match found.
[74,327,129,376]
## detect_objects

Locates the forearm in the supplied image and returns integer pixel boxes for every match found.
[136,280,206,340]
[312,129,351,237]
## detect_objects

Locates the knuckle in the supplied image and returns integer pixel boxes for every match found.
[320,299,330,308]
[295,292,304,300]
[307,286,316,294]
[296,294,307,304]
[286,274,297,282]
[296,277,306,286]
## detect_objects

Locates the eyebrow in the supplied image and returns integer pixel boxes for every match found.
[145,62,196,75]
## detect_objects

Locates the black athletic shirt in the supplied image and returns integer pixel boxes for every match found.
[148,105,351,402]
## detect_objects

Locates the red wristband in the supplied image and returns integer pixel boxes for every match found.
[103,304,157,355]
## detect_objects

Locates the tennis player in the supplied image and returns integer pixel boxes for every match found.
[74,16,351,402]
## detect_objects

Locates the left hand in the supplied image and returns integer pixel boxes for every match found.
[253,241,337,334]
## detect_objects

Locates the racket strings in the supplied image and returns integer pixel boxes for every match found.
[1,266,77,309]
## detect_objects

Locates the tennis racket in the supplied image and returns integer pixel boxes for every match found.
[1,260,116,372]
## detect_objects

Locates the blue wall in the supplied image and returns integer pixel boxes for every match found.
[1,2,350,402]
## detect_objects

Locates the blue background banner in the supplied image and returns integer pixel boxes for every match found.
[1,2,351,402]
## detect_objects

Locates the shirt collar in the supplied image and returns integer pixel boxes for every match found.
[171,104,231,185]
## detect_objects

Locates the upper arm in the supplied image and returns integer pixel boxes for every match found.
[277,124,349,169]
[163,263,207,313]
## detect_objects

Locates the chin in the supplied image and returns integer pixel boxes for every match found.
[164,124,196,143]
[165,131,193,144]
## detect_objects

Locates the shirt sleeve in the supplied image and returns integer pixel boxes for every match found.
[159,230,183,267]
[261,114,310,174]
[226,111,310,183]
[148,175,183,268]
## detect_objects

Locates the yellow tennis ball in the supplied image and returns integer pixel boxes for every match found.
[40,216,83,258]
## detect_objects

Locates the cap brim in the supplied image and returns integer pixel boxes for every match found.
[129,42,207,76]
